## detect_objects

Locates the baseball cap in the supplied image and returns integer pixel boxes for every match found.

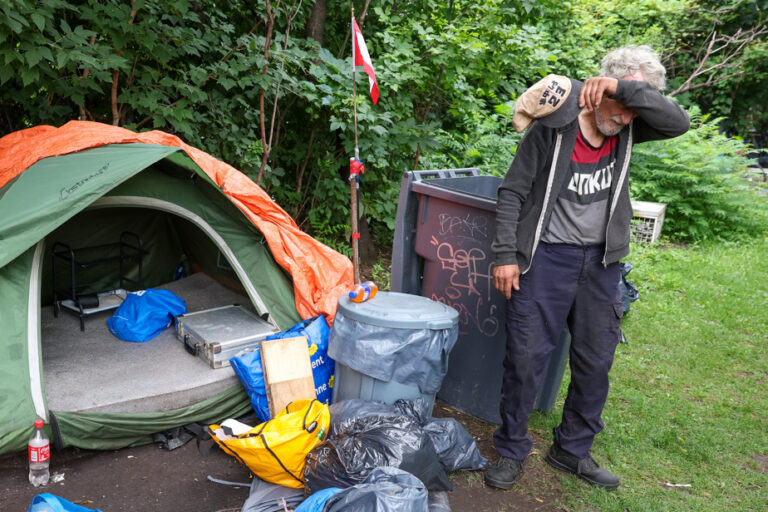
[512,74,583,132]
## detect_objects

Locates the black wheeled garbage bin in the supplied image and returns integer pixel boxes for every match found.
[391,169,570,424]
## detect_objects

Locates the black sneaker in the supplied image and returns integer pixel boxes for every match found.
[484,456,524,489]
[545,442,619,490]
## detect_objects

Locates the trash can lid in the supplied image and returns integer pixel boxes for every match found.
[337,291,458,329]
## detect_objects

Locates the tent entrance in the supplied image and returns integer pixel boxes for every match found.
[38,205,261,415]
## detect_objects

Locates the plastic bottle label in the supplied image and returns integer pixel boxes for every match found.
[28,444,50,463]
[349,282,378,303]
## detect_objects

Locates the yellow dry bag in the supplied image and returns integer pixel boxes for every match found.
[209,399,330,488]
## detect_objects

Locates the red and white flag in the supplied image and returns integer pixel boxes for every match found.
[352,18,379,105]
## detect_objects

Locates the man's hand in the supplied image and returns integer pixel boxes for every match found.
[579,77,619,112]
[493,264,520,300]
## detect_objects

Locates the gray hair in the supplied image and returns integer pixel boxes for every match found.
[601,45,666,92]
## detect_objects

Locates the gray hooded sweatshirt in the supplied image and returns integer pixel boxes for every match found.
[492,79,690,272]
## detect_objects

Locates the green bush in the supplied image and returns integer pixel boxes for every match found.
[421,110,522,176]
[630,107,768,242]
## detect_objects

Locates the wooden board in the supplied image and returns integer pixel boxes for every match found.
[260,336,316,417]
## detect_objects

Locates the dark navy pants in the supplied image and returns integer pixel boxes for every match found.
[493,243,623,460]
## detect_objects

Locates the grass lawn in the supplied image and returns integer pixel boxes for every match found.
[529,238,768,511]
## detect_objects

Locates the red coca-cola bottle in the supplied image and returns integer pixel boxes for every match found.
[28,419,50,487]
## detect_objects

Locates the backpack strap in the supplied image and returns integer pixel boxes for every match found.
[302,399,320,432]
[260,433,304,485]
[185,423,216,456]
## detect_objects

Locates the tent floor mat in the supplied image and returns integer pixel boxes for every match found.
[41,272,257,414]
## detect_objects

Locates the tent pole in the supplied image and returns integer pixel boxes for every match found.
[350,6,361,284]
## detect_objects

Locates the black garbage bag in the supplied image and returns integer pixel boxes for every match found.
[427,491,451,512]
[322,466,428,512]
[328,398,485,473]
[619,261,639,314]
[329,398,431,437]
[393,398,431,426]
[303,415,453,495]
[618,261,639,344]
[422,417,487,472]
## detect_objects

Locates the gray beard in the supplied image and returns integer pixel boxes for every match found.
[595,108,625,136]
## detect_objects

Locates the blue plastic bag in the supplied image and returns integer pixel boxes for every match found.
[293,487,342,511]
[230,316,335,422]
[266,316,335,405]
[107,289,186,342]
[29,493,103,512]
[230,346,271,422]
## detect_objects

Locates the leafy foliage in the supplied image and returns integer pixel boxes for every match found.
[630,107,768,241]
[665,0,768,146]
[0,0,287,174]
[0,0,765,249]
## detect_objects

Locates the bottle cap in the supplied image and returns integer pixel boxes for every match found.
[34,419,44,428]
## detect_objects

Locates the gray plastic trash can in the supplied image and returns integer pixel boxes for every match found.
[329,291,459,417]
[391,169,570,424]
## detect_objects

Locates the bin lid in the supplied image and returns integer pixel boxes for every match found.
[337,291,458,329]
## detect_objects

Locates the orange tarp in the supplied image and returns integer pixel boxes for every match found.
[0,121,353,323]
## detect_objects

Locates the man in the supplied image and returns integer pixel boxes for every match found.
[485,45,690,490]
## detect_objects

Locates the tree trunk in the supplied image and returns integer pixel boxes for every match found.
[306,0,327,44]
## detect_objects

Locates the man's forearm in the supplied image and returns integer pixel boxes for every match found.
[613,79,690,141]
[493,187,522,266]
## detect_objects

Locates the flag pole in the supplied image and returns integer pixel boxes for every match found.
[350,6,361,284]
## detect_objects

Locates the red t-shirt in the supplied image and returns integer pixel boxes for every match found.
[541,130,619,244]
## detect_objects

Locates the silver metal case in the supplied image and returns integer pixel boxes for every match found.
[175,305,278,368]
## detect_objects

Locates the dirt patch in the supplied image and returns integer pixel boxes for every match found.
[2,403,567,511]
[0,441,252,512]
[751,454,768,474]
[433,402,567,512]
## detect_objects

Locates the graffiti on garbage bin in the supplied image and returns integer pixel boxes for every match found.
[432,295,499,338]
[429,236,499,337]
[438,213,489,239]
[433,239,490,299]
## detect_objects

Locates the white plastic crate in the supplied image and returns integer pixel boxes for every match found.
[630,200,666,243]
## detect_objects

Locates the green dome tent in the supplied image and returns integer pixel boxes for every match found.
[0,122,353,455]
